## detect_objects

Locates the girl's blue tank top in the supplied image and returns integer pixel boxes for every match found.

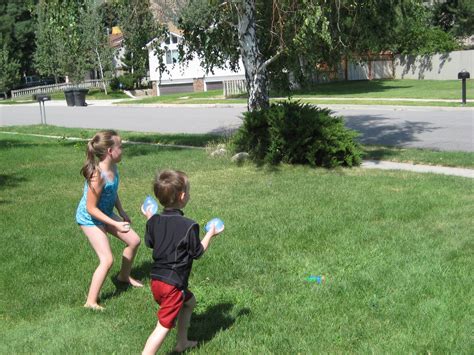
[76,168,119,226]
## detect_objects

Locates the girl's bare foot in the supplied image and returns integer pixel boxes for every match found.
[84,303,105,311]
[117,276,144,287]
[174,340,198,353]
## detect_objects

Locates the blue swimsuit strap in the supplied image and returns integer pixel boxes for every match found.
[99,166,118,184]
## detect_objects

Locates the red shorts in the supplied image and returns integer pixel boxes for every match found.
[151,279,194,329]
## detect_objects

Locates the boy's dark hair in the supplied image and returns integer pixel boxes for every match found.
[153,170,188,208]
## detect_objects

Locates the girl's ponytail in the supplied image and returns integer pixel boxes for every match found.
[81,140,98,181]
[80,130,118,182]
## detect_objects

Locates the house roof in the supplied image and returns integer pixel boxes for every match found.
[109,33,124,48]
[145,23,183,48]
[167,22,183,36]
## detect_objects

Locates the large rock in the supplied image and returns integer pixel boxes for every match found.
[231,152,249,163]
[210,148,227,157]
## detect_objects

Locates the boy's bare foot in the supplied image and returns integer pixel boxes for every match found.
[84,303,105,311]
[174,340,198,353]
[117,276,144,287]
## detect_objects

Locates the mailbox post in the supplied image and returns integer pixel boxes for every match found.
[33,94,51,124]
[457,70,470,105]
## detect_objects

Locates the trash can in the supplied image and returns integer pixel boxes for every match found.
[73,88,88,106]
[64,89,75,106]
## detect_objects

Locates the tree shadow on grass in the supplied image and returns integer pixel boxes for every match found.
[0,139,38,150]
[126,133,222,147]
[0,173,28,205]
[362,146,404,161]
[0,173,27,190]
[166,303,250,354]
[290,80,411,96]
[124,145,189,158]
[0,137,83,150]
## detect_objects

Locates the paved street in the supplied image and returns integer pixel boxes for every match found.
[1,102,473,151]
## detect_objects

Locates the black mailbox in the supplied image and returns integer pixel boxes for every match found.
[458,70,470,104]
[33,94,51,102]
[458,71,470,80]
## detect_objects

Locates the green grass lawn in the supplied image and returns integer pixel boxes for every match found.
[296,98,473,108]
[118,89,226,105]
[0,125,224,149]
[290,79,474,100]
[0,98,36,105]
[1,133,472,353]
[119,80,473,107]
[361,145,474,168]
[49,88,129,100]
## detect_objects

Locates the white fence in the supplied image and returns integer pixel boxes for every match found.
[223,79,246,97]
[11,79,110,99]
[394,50,473,80]
[343,59,393,81]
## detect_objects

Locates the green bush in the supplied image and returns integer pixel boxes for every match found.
[109,73,136,90]
[233,101,362,168]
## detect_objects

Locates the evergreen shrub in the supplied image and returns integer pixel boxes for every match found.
[110,74,136,90]
[233,101,362,168]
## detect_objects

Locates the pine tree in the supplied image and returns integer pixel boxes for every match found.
[0,39,20,93]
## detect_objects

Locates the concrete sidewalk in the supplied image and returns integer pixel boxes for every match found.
[362,160,474,179]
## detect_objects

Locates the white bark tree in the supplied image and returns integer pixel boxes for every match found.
[80,0,114,94]
[237,0,268,110]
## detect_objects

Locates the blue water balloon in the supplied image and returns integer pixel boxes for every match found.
[143,195,159,215]
[205,218,224,232]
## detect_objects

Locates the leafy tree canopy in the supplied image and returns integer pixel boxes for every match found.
[431,0,474,39]
[0,41,20,91]
[35,0,115,85]
[116,0,167,84]
[0,0,37,82]
[176,0,459,109]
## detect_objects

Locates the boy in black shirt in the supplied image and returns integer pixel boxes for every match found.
[141,170,223,354]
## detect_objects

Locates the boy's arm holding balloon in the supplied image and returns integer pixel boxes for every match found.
[141,195,159,220]
[200,224,224,252]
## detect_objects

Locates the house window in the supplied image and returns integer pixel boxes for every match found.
[165,49,179,64]
[165,35,180,45]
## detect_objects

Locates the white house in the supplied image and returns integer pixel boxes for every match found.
[147,31,245,96]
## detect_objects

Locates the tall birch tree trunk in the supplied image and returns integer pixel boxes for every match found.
[94,47,108,95]
[237,0,269,112]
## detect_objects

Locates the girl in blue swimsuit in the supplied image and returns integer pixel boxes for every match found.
[76,130,142,310]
